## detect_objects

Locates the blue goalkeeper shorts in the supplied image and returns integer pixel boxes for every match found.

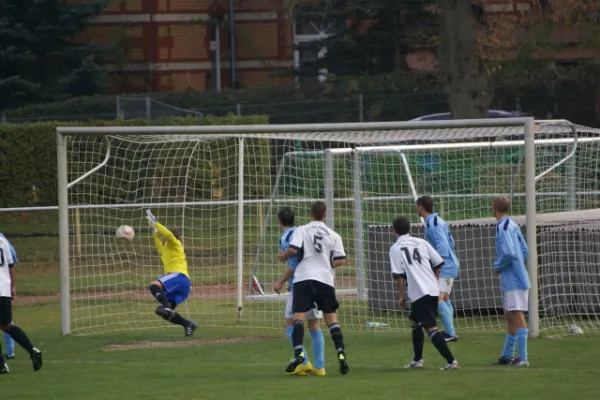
[157,273,191,306]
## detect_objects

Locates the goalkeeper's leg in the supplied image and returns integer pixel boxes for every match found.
[148,280,172,309]
[153,274,197,336]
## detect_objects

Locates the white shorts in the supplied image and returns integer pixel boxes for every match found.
[285,292,322,320]
[503,290,529,312]
[438,278,455,295]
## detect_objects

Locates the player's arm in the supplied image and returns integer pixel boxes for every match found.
[273,266,295,294]
[152,232,164,254]
[281,227,303,262]
[279,248,297,262]
[331,234,346,268]
[425,241,444,279]
[155,222,178,245]
[432,226,451,258]
[493,228,519,272]
[390,247,407,308]
[9,264,15,298]
[517,230,529,262]
[5,243,15,298]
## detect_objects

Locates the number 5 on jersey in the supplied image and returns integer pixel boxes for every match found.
[314,235,323,253]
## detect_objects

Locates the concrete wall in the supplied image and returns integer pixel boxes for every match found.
[366,223,600,317]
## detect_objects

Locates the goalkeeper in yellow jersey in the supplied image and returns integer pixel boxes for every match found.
[146,210,198,337]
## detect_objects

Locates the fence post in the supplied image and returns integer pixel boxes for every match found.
[236,102,242,116]
[116,95,120,120]
[358,94,364,122]
[145,97,151,120]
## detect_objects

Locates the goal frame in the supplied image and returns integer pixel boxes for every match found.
[57,118,539,336]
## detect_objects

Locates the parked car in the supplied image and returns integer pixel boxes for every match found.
[410,110,526,121]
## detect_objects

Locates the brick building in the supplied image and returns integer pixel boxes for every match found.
[82,0,296,92]
[83,0,598,93]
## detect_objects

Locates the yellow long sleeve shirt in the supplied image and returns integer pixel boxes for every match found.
[152,222,189,277]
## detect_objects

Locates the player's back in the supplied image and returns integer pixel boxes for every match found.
[495,217,530,291]
[390,235,441,301]
[424,213,459,278]
[291,221,345,288]
[161,240,188,276]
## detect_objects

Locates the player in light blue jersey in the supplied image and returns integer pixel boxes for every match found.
[491,196,530,367]
[272,207,326,376]
[0,234,17,360]
[416,196,459,342]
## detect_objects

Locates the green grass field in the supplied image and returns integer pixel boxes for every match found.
[3,206,600,399]
[4,302,600,400]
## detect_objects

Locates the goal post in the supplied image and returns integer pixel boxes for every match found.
[57,118,600,336]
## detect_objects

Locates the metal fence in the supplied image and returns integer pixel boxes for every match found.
[1,87,598,127]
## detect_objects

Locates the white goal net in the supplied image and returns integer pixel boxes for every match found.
[57,119,600,336]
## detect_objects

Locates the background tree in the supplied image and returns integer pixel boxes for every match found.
[293,0,438,78]
[0,0,109,111]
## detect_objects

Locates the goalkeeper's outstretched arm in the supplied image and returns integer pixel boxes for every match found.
[152,231,164,254]
[155,222,178,244]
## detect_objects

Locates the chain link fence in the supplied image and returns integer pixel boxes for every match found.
[1,88,596,126]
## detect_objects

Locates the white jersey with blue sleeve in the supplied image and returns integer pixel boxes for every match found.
[0,234,18,264]
[0,233,16,297]
[493,217,530,292]
[424,214,459,279]
[280,227,302,290]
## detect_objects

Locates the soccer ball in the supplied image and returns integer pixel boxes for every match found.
[567,324,584,335]
[116,225,135,241]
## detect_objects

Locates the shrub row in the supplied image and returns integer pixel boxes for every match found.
[0,115,268,207]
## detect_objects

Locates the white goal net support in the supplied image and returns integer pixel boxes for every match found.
[56,119,600,336]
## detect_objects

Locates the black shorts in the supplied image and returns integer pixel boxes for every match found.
[0,297,12,325]
[292,280,339,315]
[409,295,438,328]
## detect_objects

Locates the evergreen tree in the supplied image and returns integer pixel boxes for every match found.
[0,0,109,110]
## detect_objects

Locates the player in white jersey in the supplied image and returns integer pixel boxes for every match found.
[389,217,459,370]
[279,201,349,375]
[0,235,43,374]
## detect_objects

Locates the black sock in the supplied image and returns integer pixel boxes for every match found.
[328,322,345,353]
[430,329,455,364]
[6,324,35,357]
[292,320,304,356]
[149,284,170,308]
[412,325,424,361]
[0,341,4,364]
[169,313,191,328]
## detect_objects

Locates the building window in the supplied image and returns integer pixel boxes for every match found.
[293,4,342,85]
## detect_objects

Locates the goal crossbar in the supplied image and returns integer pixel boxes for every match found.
[56,118,535,136]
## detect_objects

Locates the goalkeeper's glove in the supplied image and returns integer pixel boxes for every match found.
[146,209,158,233]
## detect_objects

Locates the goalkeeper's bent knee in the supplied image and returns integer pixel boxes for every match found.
[148,284,170,307]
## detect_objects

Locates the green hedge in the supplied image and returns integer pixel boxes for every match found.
[0,115,268,207]
[3,72,449,124]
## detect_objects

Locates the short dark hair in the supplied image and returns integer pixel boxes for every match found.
[169,227,182,240]
[416,196,434,213]
[493,196,510,213]
[392,217,411,236]
[310,201,327,221]
[277,206,295,227]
